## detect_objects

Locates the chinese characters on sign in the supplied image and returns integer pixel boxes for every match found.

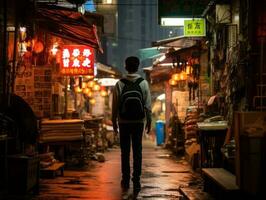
[184,19,206,37]
[60,45,94,75]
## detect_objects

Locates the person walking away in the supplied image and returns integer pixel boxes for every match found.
[112,56,151,195]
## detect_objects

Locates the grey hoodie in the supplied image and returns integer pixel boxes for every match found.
[112,73,151,124]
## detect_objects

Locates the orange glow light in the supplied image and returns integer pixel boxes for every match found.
[186,65,192,74]
[93,84,101,91]
[82,82,87,89]
[83,88,90,94]
[180,71,187,80]
[172,73,180,81]
[89,98,96,104]
[100,90,108,97]
[74,86,82,93]
[87,81,95,88]
[169,79,177,86]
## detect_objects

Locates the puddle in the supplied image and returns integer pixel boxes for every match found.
[156,154,171,158]
[142,171,168,178]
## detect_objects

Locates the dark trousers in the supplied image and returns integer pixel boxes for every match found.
[119,123,144,184]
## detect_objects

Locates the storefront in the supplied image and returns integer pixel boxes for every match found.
[0,1,121,194]
[151,1,266,198]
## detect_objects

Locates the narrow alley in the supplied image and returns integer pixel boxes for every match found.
[1,1,266,200]
[28,139,209,200]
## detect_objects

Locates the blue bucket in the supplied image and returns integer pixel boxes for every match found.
[155,120,165,145]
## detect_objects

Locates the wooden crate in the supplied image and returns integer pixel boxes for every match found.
[233,111,266,195]
[7,155,39,194]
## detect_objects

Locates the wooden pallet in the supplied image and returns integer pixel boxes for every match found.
[40,162,65,178]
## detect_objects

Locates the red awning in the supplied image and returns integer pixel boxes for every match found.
[36,6,102,52]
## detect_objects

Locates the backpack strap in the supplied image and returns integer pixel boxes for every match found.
[134,77,144,85]
[120,77,144,86]
[120,77,144,101]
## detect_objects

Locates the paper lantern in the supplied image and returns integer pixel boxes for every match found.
[87,81,95,88]
[169,79,177,86]
[172,73,180,81]
[82,82,87,89]
[83,87,90,94]
[93,84,101,91]
[89,98,96,105]
[100,90,108,97]
[74,86,82,93]
[180,71,187,80]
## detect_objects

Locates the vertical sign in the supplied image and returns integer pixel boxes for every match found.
[60,45,94,76]
[184,19,206,37]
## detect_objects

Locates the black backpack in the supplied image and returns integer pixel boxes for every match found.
[119,77,145,120]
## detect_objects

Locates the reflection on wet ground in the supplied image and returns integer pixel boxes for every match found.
[4,139,212,200]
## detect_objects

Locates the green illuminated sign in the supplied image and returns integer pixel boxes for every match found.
[184,19,206,37]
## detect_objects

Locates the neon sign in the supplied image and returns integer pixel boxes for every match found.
[60,45,94,75]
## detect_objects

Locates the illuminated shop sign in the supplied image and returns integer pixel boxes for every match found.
[184,19,206,37]
[60,45,94,75]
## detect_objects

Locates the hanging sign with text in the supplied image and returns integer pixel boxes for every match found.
[60,45,94,75]
[184,19,206,37]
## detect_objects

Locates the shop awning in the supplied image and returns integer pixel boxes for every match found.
[96,62,122,78]
[147,45,200,84]
[152,35,203,48]
[35,6,102,51]
[137,47,167,61]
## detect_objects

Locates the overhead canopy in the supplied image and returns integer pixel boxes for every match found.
[137,47,167,62]
[35,6,102,51]
[152,35,203,48]
[96,62,122,78]
[147,45,202,84]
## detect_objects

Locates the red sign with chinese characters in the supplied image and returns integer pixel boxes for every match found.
[60,45,94,75]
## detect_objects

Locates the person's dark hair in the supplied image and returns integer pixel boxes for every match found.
[125,56,139,73]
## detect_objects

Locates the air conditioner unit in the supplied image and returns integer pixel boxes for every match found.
[216,4,231,24]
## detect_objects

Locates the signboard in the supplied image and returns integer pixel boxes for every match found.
[184,19,206,37]
[158,0,209,24]
[60,45,94,76]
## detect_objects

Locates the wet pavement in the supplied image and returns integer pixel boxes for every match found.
[3,139,212,200]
